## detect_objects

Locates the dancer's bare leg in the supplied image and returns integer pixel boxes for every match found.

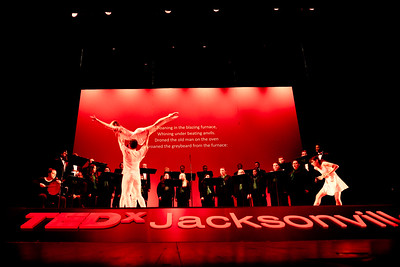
[146,112,179,136]
[334,191,342,205]
[313,190,327,206]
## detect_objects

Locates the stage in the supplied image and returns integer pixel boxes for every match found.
[6,239,398,267]
[6,205,400,266]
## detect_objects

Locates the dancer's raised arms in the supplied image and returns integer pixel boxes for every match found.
[90,115,120,131]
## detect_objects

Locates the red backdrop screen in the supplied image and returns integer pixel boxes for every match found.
[74,87,302,206]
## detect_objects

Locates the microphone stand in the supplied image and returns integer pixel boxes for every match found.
[189,153,193,207]
[58,177,63,209]
[58,157,67,210]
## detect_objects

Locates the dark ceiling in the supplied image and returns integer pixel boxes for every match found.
[69,3,331,88]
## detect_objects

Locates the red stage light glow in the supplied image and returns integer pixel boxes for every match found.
[73,87,302,207]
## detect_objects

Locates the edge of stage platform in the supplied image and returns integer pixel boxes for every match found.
[6,205,400,243]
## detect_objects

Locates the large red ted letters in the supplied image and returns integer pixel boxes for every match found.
[20,210,400,230]
[21,212,147,230]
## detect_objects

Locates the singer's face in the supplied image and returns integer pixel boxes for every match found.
[272,163,280,171]
[292,161,300,170]
[50,170,57,179]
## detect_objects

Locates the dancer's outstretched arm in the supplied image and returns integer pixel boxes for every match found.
[90,115,119,132]
[147,112,179,135]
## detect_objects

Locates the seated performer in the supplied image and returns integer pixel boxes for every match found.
[34,168,66,208]
[64,171,86,208]
[96,167,115,208]
[91,112,179,207]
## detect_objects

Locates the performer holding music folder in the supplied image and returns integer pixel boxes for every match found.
[157,172,175,207]
[176,172,191,207]
[215,167,234,207]
[232,169,250,207]
[200,174,216,207]
[140,165,157,206]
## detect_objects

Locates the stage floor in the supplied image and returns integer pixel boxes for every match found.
[7,205,399,266]
[6,239,398,267]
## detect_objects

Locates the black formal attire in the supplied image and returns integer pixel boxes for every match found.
[232,174,250,207]
[84,172,98,207]
[112,169,123,207]
[215,175,234,207]
[96,172,114,207]
[248,173,267,206]
[64,175,87,208]
[287,167,312,206]
[52,156,68,179]
[197,171,213,192]
[157,179,174,207]
[266,170,289,206]
[140,172,151,204]
[200,177,215,207]
[176,181,191,207]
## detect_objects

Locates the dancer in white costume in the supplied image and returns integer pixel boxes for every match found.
[91,112,179,207]
[310,155,348,206]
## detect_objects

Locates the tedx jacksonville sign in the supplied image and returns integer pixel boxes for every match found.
[11,206,400,242]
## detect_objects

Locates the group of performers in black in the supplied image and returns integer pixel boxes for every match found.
[33,145,328,208]
[159,158,317,208]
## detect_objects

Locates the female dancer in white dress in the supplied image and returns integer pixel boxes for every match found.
[309,156,348,206]
[91,112,179,207]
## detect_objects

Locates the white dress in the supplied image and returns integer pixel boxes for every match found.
[314,161,348,196]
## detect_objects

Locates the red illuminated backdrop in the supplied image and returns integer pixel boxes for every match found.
[73,87,302,207]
